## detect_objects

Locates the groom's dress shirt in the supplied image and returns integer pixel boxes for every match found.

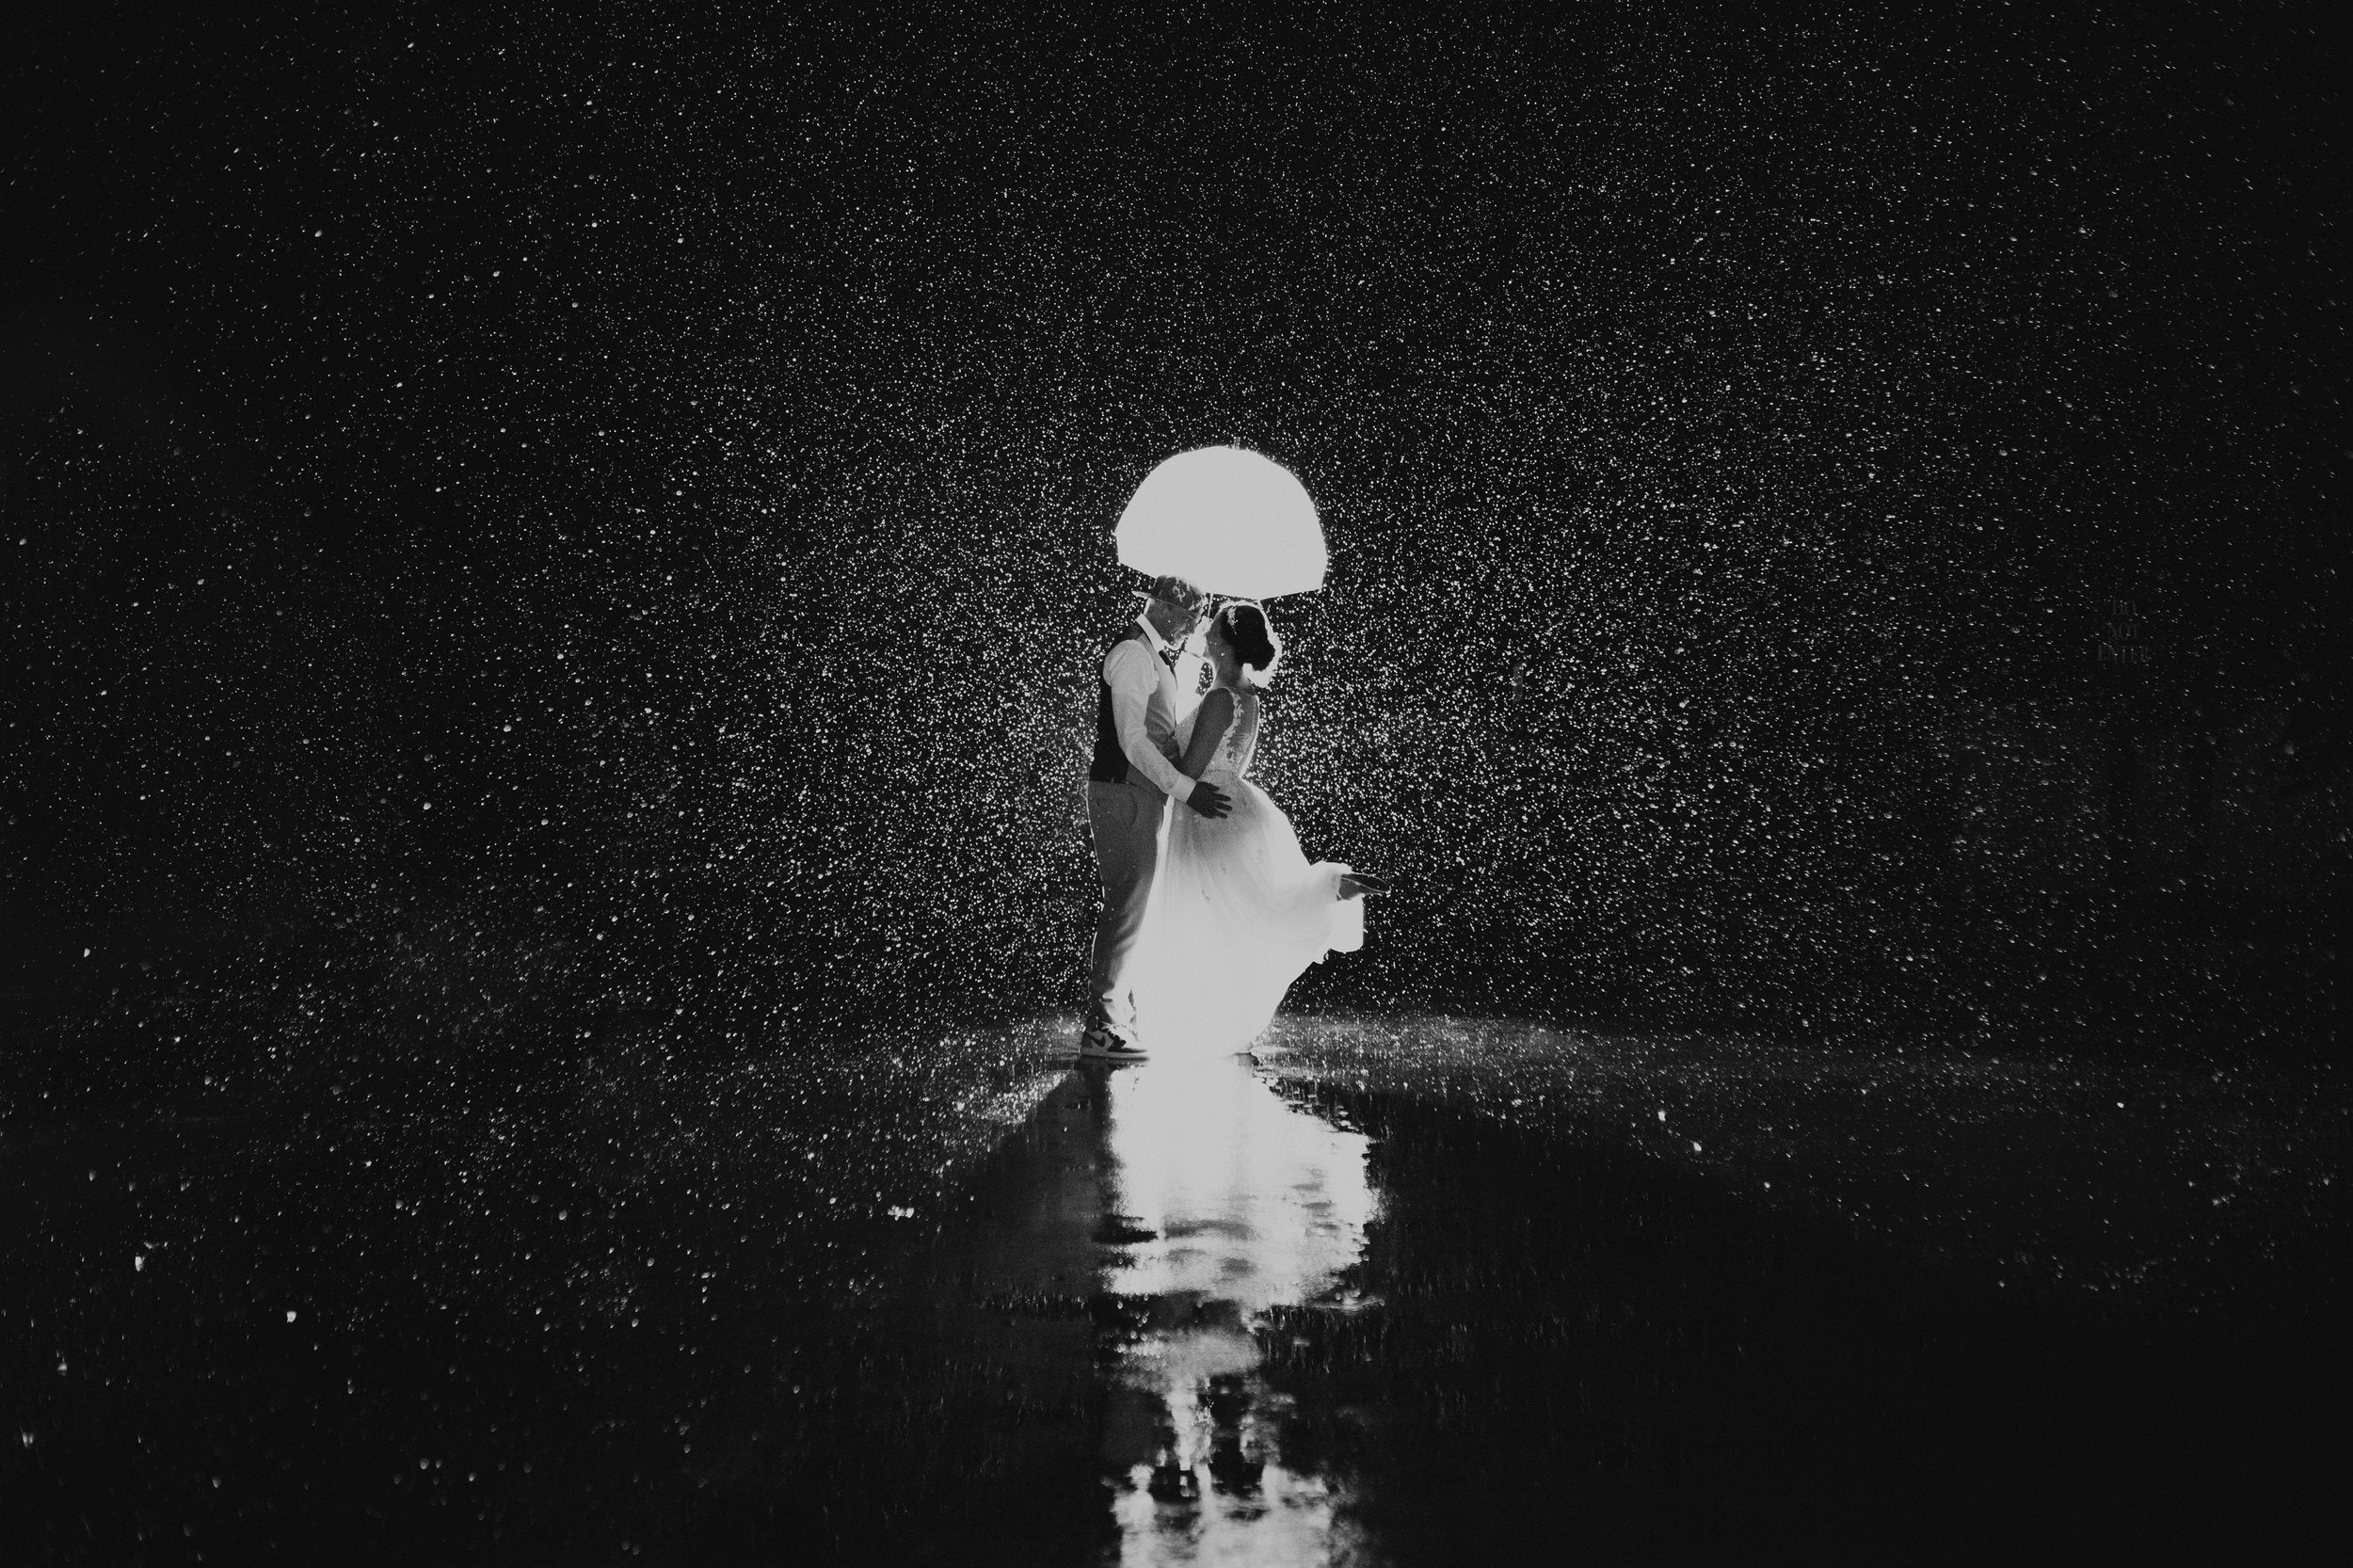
[1104,616,1198,803]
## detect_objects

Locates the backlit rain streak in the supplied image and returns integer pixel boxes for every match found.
[4,6,2346,1564]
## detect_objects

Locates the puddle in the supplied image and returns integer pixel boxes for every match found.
[3,1014,2343,1562]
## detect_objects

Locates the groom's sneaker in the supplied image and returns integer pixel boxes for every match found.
[1079,1025,1148,1062]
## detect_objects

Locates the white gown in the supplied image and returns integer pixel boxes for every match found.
[1129,688,1364,1056]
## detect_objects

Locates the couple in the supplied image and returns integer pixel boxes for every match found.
[1081,575,1374,1062]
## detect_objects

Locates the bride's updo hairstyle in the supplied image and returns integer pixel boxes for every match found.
[1218,600,1283,686]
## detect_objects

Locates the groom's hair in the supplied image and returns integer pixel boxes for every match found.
[1220,600,1283,681]
[1145,574,1207,612]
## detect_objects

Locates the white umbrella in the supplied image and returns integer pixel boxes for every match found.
[1115,446,1326,600]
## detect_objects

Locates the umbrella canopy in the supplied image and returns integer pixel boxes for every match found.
[1115,446,1326,600]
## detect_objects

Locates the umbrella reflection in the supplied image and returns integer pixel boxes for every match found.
[1082,1050,1378,1564]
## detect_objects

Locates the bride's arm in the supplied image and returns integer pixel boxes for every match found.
[1177,688,1235,777]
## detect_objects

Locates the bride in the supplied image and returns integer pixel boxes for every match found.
[1128,600,1374,1056]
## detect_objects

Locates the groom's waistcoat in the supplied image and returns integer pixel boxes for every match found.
[1088,625,1175,788]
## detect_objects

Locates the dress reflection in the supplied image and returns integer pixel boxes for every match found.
[1080,1049,1378,1564]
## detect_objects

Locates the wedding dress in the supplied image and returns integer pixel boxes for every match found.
[1129,688,1363,1055]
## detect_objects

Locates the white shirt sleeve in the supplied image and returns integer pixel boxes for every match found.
[1103,639,1196,802]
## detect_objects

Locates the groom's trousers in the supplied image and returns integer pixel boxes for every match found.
[1086,780,1169,1032]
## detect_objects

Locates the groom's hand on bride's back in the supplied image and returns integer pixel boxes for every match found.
[1185,779,1233,818]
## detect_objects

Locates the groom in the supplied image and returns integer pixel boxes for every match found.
[1081,574,1232,1060]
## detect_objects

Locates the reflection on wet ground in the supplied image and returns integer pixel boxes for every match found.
[1063,1053,1377,1563]
[3,1012,2346,1562]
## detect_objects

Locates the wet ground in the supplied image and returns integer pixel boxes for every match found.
[3,1013,2346,1563]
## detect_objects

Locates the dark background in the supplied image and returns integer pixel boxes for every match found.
[5,1,2346,1096]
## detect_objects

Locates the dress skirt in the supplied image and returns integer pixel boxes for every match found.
[1128,769,1363,1056]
